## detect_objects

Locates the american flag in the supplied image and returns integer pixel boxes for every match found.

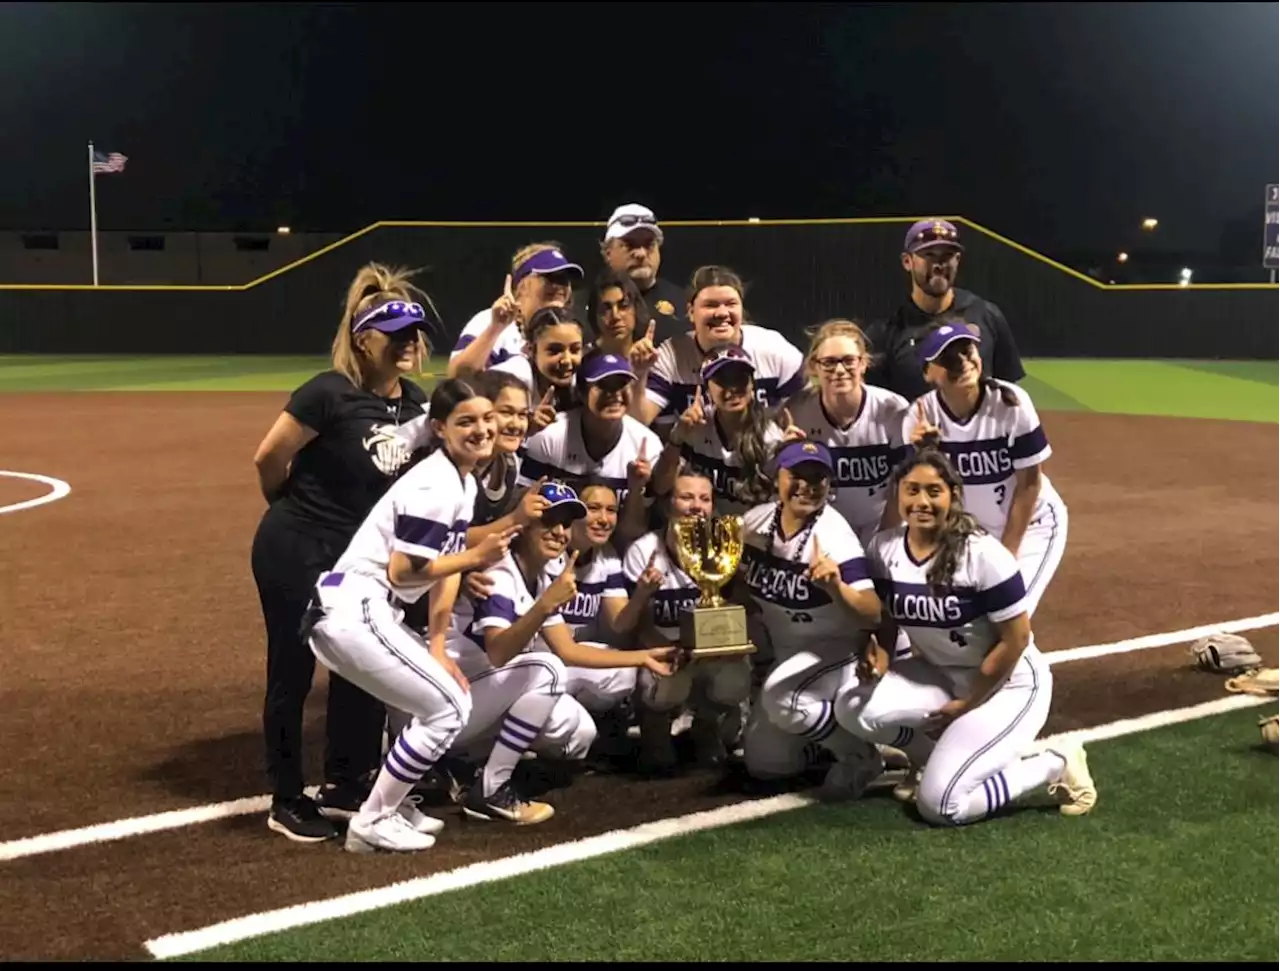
[92,150,127,174]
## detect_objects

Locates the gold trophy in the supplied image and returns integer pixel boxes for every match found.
[672,514,756,661]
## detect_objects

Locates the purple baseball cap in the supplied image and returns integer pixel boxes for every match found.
[700,344,756,383]
[917,323,980,366]
[351,299,428,335]
[776,440,834,474]
[903,219,964,255]
[579,351,635,385]
[511,248,585,288]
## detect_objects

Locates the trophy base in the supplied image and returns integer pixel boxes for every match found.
[678,603,754,662]
[685,641,757,661]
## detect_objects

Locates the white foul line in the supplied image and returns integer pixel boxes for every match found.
[0,612,1275,867]
[1046,613,1280,666]
[142,690,1279,960]
[0,470,71,515]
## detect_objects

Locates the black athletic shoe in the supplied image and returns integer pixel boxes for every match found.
[267,794,339,843]
[314,781,369,821]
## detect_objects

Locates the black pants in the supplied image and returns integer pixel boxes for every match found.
[250,505,387,802]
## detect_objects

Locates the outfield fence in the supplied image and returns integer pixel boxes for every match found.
[0,218,1275,358]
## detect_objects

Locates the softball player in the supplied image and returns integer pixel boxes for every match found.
[444,482,675,824]
[835,446,1097,825]
[783,319,912,546]
[517,349,661,545]
[305,378,520,854]
[631,265,805,432]
[653,345,801,517]
[900,322,1067,616]
[448,244,584,378]
[491,306,586,437]
[738,441,888,797]
[623,471,753,773]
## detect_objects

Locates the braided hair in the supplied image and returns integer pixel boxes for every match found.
[890,445,986,595]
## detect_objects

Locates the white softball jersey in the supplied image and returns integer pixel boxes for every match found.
[866,524,1038,671]
[676,415,786,516]
[785,386,912,543]
[321,447,477,606]
[644,324,806,421]
[621,530,702,641]
[444,550,566,663]
[543,547,629,643]
[901,379,1064,539]
[517,410,662,508]
[739,502,874,645]
[450,307,526,370]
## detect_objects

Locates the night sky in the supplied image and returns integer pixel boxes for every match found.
[1,2,1275,260]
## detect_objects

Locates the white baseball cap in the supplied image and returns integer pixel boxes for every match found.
[603,203,665,244]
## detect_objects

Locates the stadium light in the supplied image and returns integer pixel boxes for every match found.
[1141,218,1159,231]
[1179,267,1193,286]
[748,217,761,224]
[277,225,291,235]
[1117,252,1129,263]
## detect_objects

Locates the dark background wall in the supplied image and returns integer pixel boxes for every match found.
[0,221,1275,358]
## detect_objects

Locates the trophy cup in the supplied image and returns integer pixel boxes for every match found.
[672,514,756,661]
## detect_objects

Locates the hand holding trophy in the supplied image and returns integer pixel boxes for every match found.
[671,512,756,662]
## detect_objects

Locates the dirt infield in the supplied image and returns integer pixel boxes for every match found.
[0,393,1275,960]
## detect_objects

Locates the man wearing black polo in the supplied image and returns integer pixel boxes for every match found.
[599,203,689,346]
[865,219,1026,401]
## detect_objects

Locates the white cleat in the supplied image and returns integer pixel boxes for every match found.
[345,809,437,853]
[1046,740,1097,817]
[398,795,446,836]
[892,768,922,804]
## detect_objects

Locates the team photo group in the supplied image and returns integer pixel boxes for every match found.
[248,205,1099,855]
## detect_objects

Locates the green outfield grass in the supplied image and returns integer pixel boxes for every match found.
[0,355,1275,422]
[173,707,1279,963]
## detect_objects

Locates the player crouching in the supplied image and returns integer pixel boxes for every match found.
[443,482,677,824]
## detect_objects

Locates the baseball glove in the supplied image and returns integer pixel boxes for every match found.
[1189,633,1263,675]
[1225,667,1280,696]
[1258,713,1278,751]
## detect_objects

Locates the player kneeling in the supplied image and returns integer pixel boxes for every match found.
[445,482,676,824]
[834,446,1097,825]
[737,441,887,797]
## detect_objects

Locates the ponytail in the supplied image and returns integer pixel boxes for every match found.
[731,399,780,506]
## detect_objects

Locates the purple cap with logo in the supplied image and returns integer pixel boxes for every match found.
[579,352,635,384]
[917,322,981,366]
[776,440,834,474]
[511,248,585,288]
[903,219,965,254]
[700,344,756,383]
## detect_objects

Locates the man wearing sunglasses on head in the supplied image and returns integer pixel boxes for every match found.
[250,263,437,844]
[598,204,688,347]
[864,220,1025,402]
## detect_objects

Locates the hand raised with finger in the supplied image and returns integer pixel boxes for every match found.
[530,385,559,434]
[636,549,663,595]
[541,550,580,610]
[627,437,652,487]
[516,477,551,525]
[472,523,523,569]
[778,406,806,443]
[806,543,840,591]
[910,399,940,447]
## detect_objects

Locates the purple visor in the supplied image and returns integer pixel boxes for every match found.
[352,300,427,335]
[511,248,585,289]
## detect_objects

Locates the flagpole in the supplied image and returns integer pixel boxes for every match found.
[88,140,99,286]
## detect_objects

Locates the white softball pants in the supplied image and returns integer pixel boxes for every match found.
[308,578,471,794]
[1013,501,1068,618]
[450,645,598,766]
[743,639,879,781]
[560,642,638,714]
[841,651,1063,826]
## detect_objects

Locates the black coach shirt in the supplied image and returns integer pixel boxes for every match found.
[634,276,689,346]
[864,288,1026,402]
[275,370,428,537]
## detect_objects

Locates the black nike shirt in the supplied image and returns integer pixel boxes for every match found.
[863,288,1027,402]
[274,370,429,538]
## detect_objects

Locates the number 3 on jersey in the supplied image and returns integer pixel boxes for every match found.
[994,484,1007,505]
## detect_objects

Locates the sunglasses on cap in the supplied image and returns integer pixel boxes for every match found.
[351,300,427,335]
